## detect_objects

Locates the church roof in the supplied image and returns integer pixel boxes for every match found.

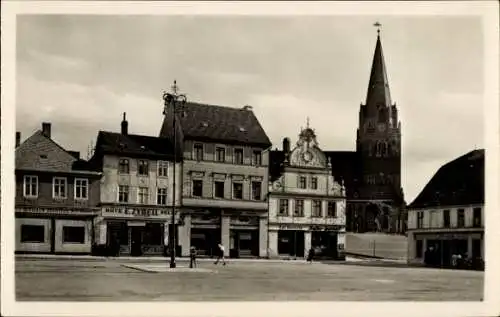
[160,101,272,147]
[408,149,484,209]
[365,32,393,108]
[94,131,179,161]
[15,130,98,174]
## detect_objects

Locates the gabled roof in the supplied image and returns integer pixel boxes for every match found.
[409,149,484,209]
[94,131,178,161]
[160,102,272,147]
[15,130,97,174]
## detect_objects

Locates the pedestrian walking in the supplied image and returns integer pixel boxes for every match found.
[306,247,315,263]
[214,243,226,266]
[189,246,197,268]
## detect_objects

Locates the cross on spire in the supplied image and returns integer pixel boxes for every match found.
[374,21,382,35]
[306,117,310,129]
[171,80,179,95]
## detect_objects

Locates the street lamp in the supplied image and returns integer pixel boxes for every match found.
[163,80,187,269]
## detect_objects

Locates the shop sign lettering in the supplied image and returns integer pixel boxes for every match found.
[103,207,171,217]
[16,208,96,215]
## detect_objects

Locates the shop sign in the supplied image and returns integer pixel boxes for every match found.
[278,224,306,230]
[310,225,343,231]
[102,207,171,217]
[16,208,97,215]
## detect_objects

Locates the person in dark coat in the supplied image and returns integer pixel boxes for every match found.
[189,246,197,268]
[307,248,315,263]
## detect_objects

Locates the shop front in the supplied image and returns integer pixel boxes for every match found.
[96,205,181,257]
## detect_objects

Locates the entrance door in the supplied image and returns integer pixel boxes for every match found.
[130,227,143,256]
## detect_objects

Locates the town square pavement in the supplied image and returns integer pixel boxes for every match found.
[15,256,483,301]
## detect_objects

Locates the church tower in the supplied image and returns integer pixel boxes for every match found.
[354,25,404,232]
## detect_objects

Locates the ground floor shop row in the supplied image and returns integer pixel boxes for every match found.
[407,231,484,267]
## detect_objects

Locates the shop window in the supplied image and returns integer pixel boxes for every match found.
[234,148,243,165]
[251,181,262,200]
[192,180,203,197]
[233,182,243,199]
[62,226,85,244]
[312,200,322,217]
[157,188,167,205]
[118,185,129,203]
[23,175,38,198]
[311,176,318,190]
[443,209,450,228]
[214,181,225,198]
[252,150,262,166]
[416,240,423,258]
[327,201,336,217]
[74,178,89,200]
[143,223,164,245]
[299,176,307,189]
[157,161,168,177]
[138,160,149,176]
[194,144,204,161]
[473,208,482,227]
[20,224,45,243]
[457,209,465,228]
[294,199,304,217]
[53,177,67,199]
[118,159,129,174]
[216,147,225,162]
[279,199,289,216]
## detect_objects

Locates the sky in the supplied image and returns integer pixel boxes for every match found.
[15,14,484,203]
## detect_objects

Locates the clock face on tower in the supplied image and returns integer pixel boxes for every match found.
[302,151,313,163]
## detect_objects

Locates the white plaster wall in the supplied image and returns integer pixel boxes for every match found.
[407,205,484,230]
[54,219,92,253]
[259,217,268,257]
[268,231,278,257]
[15,218,52,253]
[304,231,311,257]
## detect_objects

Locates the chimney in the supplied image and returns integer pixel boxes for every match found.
[15,132,21,148]
[42,122,51,138]
[68,151,80,160]
[121,112,128,135]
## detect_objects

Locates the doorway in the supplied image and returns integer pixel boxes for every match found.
[130,226,143,256]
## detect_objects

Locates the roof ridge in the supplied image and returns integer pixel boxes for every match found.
[99,130,170,140]
[16,129,78,162]
[187,101,249,112]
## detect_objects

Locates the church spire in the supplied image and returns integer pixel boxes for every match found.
[366,22,392,108]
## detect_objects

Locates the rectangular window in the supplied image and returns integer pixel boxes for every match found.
[312,200,322,217]
[279,199,289,216]
[143,223,164,245]
[457,209,465,228]
[252,150,262,166]
[443,209,450,228]
[157,188,167,205]
[23,175,38,198]
[216,147,225,162]
[251,181,262,200]
[118,158,129,174]
[311,177,318,190]
[118,185,129,203]
[327,201,336,217]
[233,182,243,199]
[62,226,85,244]
[473,207,482,227]
[74,178,89,200]
[53,177,67,199]
[158,161,168,177]
[417,211,424,229]
[138,160,149,176]
[416,240,423,258]
[299,176,307,189]
[194,144,204,161]
[234,148,243,164]
[294,200,304,217]
[138,187,149,204]
[192,180,203,197]
[214,181,225,198]
[20,225,45,243]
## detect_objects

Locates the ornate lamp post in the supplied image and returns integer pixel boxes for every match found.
[163,80,187,268]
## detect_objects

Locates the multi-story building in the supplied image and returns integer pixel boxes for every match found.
[89,113,181,256]
[407,149,484,267]
[160,99,272,258]
[268,123,346,259]
[15,122,101,254]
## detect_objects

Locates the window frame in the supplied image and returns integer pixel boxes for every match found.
[62,226,86,244]
[20,224,45,243]
[299,176,307,189]
[311,176,318,190]
[232,182,243,199]
[327,201,336,217]
[157,161,169,178]
[234,148,244,165]
[194,143,204,161]
[157,188,168,205]
[118,158,130,174]
[138,187,149,204]
[251,181,262,201]
[278,199,289,216]
[23,175,38,198]
[417,211,424,229]
[118,185,129,203]
[473,207,482,227]
[74,178,89,200]
[252,150,262,166]
[215,147,226,163]
[52,177,67,199]
[192,179,203,197]
[137,159,150,176]
[312,200,322,217]
[214,181,225,199]
[457,208,465,228]
[294,199,304,217]
[443,209,450,228]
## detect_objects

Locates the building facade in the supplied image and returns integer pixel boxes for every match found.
[90,114,182,256]
[268,124,346,259]
[160,99,272,258]
[407,149,484,267]
[15,122,101,254]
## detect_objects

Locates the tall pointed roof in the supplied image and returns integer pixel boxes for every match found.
[366,31,392,108]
